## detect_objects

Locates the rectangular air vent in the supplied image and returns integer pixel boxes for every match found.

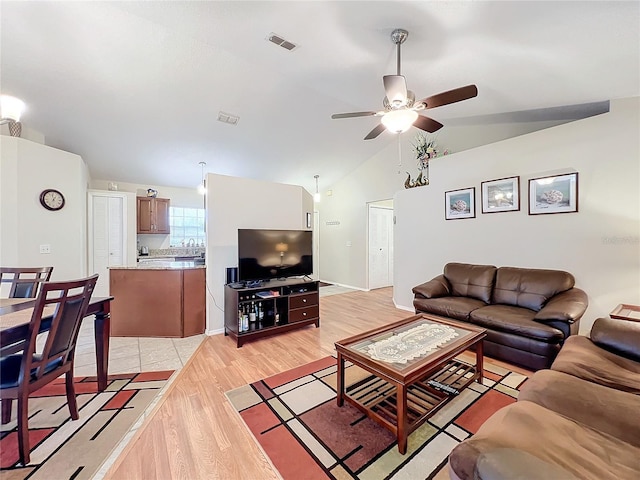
[217,111,240,125]
[267,32,298,51]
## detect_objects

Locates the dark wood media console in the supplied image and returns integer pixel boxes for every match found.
[224,279,319,347]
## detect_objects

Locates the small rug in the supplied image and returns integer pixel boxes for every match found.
[0,370,175,480]
[226,357,526,480]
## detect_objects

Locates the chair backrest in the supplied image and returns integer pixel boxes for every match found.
[0,267,54,298]
[22,274,98,383]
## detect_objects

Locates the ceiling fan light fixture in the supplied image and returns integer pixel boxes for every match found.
[381,109,418,133]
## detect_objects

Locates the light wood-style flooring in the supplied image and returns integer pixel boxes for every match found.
[104,287,530,480]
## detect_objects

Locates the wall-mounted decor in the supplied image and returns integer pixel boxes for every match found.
[481,176,520,214]
[529,172,578,215]
[445,187,476,220]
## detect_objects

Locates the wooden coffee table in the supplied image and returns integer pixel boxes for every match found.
[335,313,486,454]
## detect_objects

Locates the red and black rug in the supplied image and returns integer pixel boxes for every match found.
[0,370,174,480]
[226,357,526,480]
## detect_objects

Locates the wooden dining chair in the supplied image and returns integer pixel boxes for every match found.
[0,274,98,465]
[0,267,54,298]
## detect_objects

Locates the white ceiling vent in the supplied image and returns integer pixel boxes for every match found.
[217,111,240,125]
[267,32,298,51]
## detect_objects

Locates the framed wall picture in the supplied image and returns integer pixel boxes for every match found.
[528,172,578,215]
[481,176,520,214]
[445,187,476,220]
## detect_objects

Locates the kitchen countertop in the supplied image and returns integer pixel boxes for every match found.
[111,261,205,270]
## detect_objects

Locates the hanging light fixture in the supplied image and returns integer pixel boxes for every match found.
[0,95,26,137]
[314,174,320,202]
[197,162,207,195]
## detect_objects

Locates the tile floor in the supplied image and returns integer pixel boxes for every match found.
[73,321,205,377]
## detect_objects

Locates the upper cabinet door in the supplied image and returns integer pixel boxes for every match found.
[137,196,170,234]
[137,197,154,233]
[154,198,171,234]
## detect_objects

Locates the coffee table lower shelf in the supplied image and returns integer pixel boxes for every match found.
[344,359,479,450]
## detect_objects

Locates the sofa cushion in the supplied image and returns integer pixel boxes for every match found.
[492,267,574,311]
[470,305,564,342]
[448,401,640,480]
[550,335,640,394]
[443,263,496,303]
[413,296,485,321]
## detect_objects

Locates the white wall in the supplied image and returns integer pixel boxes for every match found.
[0,136,88,281]
[205,173,313,334]
[394,97,640,333]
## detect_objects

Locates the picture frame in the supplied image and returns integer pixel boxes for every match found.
[528,172,578,215]
[481,176,520,214]
[445,187,475,220]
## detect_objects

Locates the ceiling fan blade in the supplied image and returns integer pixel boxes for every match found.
[413,115,444,133]
[383,75,407,106]
[331,111,378,119]
[420,84,478,110]
[364,123,387,140]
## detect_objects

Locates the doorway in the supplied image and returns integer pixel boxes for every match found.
[367,200,394,290]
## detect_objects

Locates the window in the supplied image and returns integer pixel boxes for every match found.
[169,207,206,247]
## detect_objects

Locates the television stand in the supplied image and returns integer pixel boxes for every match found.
[224,278,320,347]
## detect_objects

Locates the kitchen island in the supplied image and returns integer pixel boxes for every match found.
[109,261,205,337]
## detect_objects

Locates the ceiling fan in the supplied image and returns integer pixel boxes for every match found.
[331,29,478,140]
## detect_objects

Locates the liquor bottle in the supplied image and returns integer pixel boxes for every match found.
[274,305,280,324]
[249,302,256,323]
[258,302,264,322]
[238,307,243,332]
[242,305,249,332]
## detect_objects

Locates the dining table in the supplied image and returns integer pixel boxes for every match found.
[0,296,113,391]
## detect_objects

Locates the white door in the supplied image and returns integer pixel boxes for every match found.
[368,205,394,290]
[88,192,128,297]
[313,209,320,280]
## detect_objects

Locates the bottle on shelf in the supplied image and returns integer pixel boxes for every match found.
[249,301,256,323]
[258,302,264,322]
[242,305,249,332]
[274,304,280,325]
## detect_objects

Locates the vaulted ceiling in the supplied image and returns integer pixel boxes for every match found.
[2,1,638,194]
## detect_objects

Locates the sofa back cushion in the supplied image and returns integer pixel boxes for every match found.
[443,263,497,304]
[493,267,575,311]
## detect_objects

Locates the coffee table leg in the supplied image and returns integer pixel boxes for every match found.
[397,384,408,454]
[476,340,484,385]
[336,353,344,407]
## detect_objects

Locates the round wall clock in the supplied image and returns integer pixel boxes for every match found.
[39,189,66,211]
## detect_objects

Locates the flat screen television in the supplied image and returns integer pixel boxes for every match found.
[238,229,313,282]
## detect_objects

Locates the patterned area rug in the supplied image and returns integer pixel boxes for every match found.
[226,357,527,480]
[0,370,174,479]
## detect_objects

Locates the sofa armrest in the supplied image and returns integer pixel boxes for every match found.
[412,274,450,299]
[590,317,640,362]
[534,288,588,324]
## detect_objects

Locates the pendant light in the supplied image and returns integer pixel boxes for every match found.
[314,174,320,202]
[197,162,207,195]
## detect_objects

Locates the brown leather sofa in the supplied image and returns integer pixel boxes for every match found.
[448,317,640,480]
[413,263,588,370]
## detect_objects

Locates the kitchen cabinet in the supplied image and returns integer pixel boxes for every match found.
[109,265,205,337]
[137,196,170,234]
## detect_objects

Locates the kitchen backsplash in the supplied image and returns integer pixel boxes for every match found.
[144,247,205,257]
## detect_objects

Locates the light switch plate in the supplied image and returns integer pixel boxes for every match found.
[39,244,51,254]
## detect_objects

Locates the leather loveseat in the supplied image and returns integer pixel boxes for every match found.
[412,263,588,370]
[448,317,640,480]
